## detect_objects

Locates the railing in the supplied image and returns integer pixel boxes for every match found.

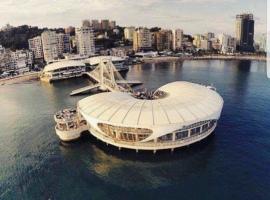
[55,123,87,132]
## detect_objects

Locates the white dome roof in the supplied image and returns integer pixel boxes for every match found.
[78,81,224,134]
[43,60,85,72]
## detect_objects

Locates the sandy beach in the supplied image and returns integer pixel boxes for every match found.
[0,71,40,86]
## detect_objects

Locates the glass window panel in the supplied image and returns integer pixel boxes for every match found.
[176,130,188,140]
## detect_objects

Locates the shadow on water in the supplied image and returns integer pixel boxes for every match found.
[59,132,216,162]
[58,132,217,189]
[232,60,251,101]
[236,60,251,72]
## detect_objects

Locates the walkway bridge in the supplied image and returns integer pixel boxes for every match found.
[70,59,141,96]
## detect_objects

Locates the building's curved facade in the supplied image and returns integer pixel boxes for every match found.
[40,56,129,82]
[40,60,86,82]
[77,81,224,151]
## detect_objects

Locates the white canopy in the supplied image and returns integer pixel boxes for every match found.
[78,81,224,135]
[43,60,85,72]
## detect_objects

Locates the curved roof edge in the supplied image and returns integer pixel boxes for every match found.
[78,81,224,136]
[43,60,85,72]
[85,56,125,66]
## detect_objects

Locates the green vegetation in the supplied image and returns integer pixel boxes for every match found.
[0,25,65,50]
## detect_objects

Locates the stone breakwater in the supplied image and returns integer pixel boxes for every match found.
[0,72,40,85]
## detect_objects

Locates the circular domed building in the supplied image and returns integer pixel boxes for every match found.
[77,81,223,152]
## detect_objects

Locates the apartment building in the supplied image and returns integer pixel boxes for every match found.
[133,27,152,52]
[172,29,183,51]
[41,31,59,63]
[28,36,43,59]
[76,26,95,56]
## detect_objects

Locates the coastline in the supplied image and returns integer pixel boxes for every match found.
[0,56,266,86]
[0,72,40,86]
[142,55,267,63]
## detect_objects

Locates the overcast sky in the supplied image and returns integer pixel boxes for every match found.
[0,0,266,36]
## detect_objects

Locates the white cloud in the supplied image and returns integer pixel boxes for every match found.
[0,0,266,34]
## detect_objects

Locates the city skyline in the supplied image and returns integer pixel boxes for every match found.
[0,0,266,36]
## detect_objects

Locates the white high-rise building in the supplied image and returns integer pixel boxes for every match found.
[28,36,43,59]
[76,26,95,56]
[124,27,135,41]
[57,33,71,55]
[41,31,59,63]
[30,32,70,61]
[218,34,237,54]
[256,33,266,52]
[172,29,183,51]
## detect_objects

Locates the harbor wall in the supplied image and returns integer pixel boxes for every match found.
[143,55,267,63]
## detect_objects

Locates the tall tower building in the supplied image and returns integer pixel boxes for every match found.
[57,33,71,55]
[152,30,172,51]
[82,19,91,27]
[205,32,215,40]
[101,19,110,30]
[41,31,59,63]
[76,26,95,56]
[235,13,254,52]
[133,27,152,52]
[109,21,116,29]
[172,29,183,51]
[91,19,100,30]
[28,36,43,59]
[124,27,135,41]
[65,26,75,35]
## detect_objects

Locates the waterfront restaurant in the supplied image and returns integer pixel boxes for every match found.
[40,60,86,82]
[77,81,224,152]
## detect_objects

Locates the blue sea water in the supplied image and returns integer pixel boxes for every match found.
[0,60,269,200]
